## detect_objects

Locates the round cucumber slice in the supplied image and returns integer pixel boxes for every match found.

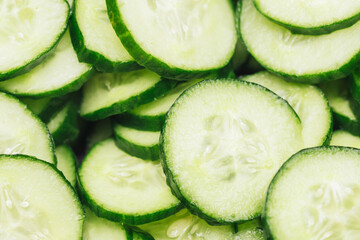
[0,92,56,164]
[70,0,140,72]
[78,138,182,225]
[238,0,360,83]
[161,78,303,224]
[243,71,332,147]
[264,147,360,240]
[0,30,93,98]
[330,130,360,149]
[0,0,69,80]
[106,0,237,80]
[0,154,83,239]
[253,0,360,35]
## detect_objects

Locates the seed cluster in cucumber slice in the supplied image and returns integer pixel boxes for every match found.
[161,78,303,223]
[265,147,360,240]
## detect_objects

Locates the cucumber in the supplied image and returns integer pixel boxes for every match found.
[264,146,360,240]
[0,154,83,239]
[83,207,131,240]
[0,30,93,98]
[238,0,360,83]
[55,145,77,187]
[106,0,237,80]
[78,138,182,225]
[137,209,234,240]
[350,67,360,105]
[0,92,56,164]
[113,123,160,161]
[232,38,249,74]
[161,78,303,224]
[243,71,332,147]
[47,96,80,145]
[116,79,201,131]
[70,0,140,72]
[235,219,265,240]
[320,78,360,136]
[330,130,360,149]
[86,119,113,151]
[80,69,176,121]
[253,0,360,35]
[0,0,70,80]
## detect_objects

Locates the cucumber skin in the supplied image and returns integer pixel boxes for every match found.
[106,0,233,81]
[333,110,360,136]
[69,10,142,73]
[78,141,184,225]
[0,154,84,239]
[350,68,360,105]
[115,112,164,132]
[253,0,360,35]
[236,0,360,84]
[81,78,177,121]
[113,126,160,161]
[0,1,70,81]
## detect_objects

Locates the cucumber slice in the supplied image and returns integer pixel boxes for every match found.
[0,30,93,98]
[47,97,79,145]
[253,0,360,35]
[235,219,265,240]
[320,79,360,136]
[238,0,360,83]
[106,0,237,80]
[0,0,69,80]
[138,209,234,240]
[70,0,140,72]
[264,147,360,240]
[350,67,360,105]
[83,207,131,240]
[330,130,360,149]
[117,79,201,131]
[0,154,83,239]
[78,138,182,225]
[55,145,77,187]
[243,71,332,147]
[161,79,303,224]
[233,38,249,74]
[113,123,160,161]
[0,92,56,164]
[80,69,176,121]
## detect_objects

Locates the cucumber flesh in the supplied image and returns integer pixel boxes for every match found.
[79,139,182,225]
[0,30,93,98]
[107,0,237,79]
[253,0,360,34]
[235,219,266,240]
[265,147,360,240]
[138,209,234,240]
[243,71,332,147]
[161,79,303,223]
[0,0,69,80]
[0,92,56,164]
[330,130,360,149]
[0,155,83,239]
[239,0,360,83]
[55,145,77,187]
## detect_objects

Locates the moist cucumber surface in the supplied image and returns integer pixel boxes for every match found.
[106,0,237,80]
[253,0,360,34]
[0,154,83,239]
[83,207,130,240]
[238,0,360,83]
[80,69,176,121]
[78,138,182,225]
[243,71,332,147]
[55,145,77,187]
[264,147,360,240]
[0,30,93,98]
[0,92,56,164]
[0,0,69,80]
[70,0,140,72]
[161,78,303,224]
[138,209,234,240]
[330,130,360,149]
[235,219,265,240]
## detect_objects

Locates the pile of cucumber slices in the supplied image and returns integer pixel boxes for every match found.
[2,0,360,239]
